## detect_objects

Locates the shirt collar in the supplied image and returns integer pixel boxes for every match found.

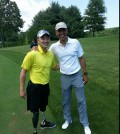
[38,45,48,54]
[58,37,71,46]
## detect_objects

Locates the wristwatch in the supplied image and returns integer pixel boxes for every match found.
[83,72,88,76]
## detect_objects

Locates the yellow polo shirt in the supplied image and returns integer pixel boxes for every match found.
[21,45,57,84]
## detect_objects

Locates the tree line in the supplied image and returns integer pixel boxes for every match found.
[0,0,106,47]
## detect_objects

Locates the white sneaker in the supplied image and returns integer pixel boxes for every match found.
[84,126,91,134]
[62,120,72,129]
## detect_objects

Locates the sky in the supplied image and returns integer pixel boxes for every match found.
[11,0,119,32]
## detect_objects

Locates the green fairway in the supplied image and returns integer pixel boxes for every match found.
[0,35,119,134]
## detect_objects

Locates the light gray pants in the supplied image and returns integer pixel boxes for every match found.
[60,71,89,127]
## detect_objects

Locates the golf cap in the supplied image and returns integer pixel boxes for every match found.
[37,30,50,38]
[55,22,67,30]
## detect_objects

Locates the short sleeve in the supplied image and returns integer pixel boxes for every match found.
[76,40,84,57]
[51,55,57,68]
[21,52,34,70]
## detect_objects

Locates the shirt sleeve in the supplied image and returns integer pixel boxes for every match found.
[21,52,34,70]
[76,40,84,57]
[51,55,57,68]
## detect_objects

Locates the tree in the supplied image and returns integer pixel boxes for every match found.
[0,0,23,47]
[83,0,106,36]
[27,2,84,42]
[63,6,83,38]
[27,2,62,41]
[18,32,26,46]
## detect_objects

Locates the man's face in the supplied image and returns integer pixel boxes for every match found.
[56,28,68,41]
[37,34,50,48]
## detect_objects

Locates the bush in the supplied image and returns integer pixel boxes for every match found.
[95,27,119,37]
[3,41,18,47]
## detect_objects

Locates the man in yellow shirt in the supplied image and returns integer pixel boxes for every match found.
[20,30,58,134]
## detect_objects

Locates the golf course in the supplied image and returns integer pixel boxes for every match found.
[0,34,119,134]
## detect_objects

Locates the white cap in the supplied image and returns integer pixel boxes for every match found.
[37,30,50,38]
[55,22,67,30]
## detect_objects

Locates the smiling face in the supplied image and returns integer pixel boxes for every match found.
[37,34,50,49]
[55,28,68,42]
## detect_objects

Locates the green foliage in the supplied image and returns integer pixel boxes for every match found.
[62,5,83,38]
[107,27,119,34]
[95,27,119,37]
[27,2,62,42]
[84,27,119,37]
[27,2,84,42]
[17,32,26,46]
[83,0,106,36]
[3,41,17,47]
[0,0,24,47]
[0,0,23,31]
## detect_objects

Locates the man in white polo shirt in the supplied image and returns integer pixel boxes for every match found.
[49,22,91,134]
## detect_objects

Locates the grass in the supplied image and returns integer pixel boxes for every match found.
[0,34,119,134]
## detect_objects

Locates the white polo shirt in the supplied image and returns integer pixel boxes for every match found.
[49,37,84,75]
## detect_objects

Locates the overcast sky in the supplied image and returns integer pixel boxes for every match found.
[11,0,119,32]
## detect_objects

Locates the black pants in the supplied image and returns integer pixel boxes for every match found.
[27,80,50,112]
